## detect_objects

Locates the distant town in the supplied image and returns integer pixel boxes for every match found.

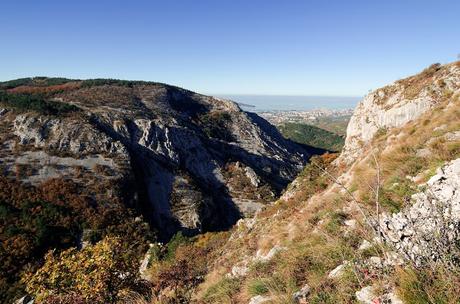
[257,108,354,126]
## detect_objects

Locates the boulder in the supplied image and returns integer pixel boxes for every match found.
[355,286,376,304]
[248,295,272,304]
[328,261,350,279]
[292,283,310,303]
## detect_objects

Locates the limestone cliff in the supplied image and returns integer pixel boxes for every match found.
[0,79,314,239]
[187,62,460,304]
[339,62,460,164]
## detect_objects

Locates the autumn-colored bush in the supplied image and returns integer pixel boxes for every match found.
[23,236,151,304]
[148,232,229,303]
[281,153,337,204]
[7,82,81,95]
[0,177,153,303]
[151,246,208,303]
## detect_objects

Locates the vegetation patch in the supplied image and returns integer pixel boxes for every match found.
[0,91,79,115]
[279,122,345,151]
[202,277,241,304]
[80,78,160,88]
[147,232,229,303]
[0,77,74,90]
[396,267,460,304]
[23,236,150,304]
[0,177,153,303]
[198,111,235,141]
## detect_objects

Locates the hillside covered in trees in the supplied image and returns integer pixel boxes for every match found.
[278,122,345,151]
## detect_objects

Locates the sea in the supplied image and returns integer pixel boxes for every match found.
[217,94,361,112]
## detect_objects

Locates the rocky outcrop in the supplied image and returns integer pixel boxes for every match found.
[292,284,310,304]
[0,80,313,239]
[248,295,273,304]
[379,158,460,266]
[339,62,460,164]
[355,286,403,304]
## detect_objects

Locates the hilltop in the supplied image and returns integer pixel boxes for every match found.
[0,77,317,303]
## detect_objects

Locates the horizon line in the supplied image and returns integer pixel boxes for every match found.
[211,93,363,98]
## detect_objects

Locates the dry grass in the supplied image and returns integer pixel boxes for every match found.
[349,94,460,211]
[193,92,460,303]
[397,63,443,100]
[396,267,460,304]
[136,89,460,303]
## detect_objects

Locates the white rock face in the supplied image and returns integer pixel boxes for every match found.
[292,284,310,303]
[139,243,157,280]
[380,158,460,265]
[1,82,313,238]
[445,131,460,141]
[15,295,34,304]
[358,240,373,251]
[339,62,460,164]
[228,244,287,278]
[355,286,404,304]
[245,166,261,187]
[355,286,376,304]
[255,245,286,262]
[229,262,249,278]
[328,261,350,279]
[248,295,273,304]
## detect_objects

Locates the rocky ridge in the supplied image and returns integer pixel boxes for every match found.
[0,80,314,239]
[187,62,460,303]
[339,62,460,164]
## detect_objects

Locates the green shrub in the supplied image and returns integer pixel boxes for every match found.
[80,78,158,88]
[375,127,388,138]
[248,278,270,296]
[203,277,241,303]
[0,91,79,115]
[165,231,191,260]
[325,211,348,234]
[199,111,234,141]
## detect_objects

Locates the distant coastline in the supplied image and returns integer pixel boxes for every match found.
[217,94,361,112]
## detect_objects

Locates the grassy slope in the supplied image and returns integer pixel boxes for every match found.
[278,123,345,152]
[195,94,460,304]
[144,89,460,303]
[307,115,351,137]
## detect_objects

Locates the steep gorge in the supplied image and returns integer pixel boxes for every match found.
[182,61,460,304]
[0,79,316,237]
[0,79,321,303]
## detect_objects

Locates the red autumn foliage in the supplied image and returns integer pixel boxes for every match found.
[7,82,81,95]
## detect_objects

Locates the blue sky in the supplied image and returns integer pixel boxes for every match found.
[1,0,459,96]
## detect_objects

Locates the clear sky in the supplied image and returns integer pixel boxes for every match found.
[1,0,459,96]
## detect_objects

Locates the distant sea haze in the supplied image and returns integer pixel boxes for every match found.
[218,94,361,112]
